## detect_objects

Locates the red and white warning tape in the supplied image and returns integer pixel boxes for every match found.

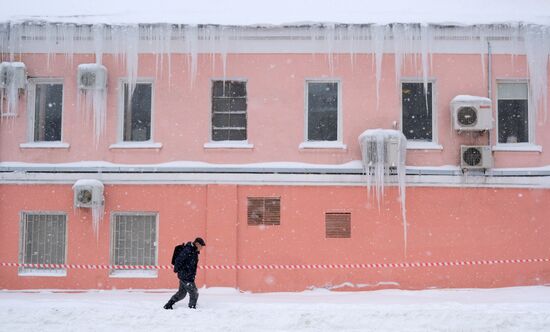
[1,258,548,270]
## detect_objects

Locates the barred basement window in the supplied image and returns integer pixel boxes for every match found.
[325,213,351,238]
[19,212,67,276]
[211,80,247,141]
[247,197,281,225]
[110,213,158,277]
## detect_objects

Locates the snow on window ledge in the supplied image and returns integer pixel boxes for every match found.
[19,142,70,149]
[492,144,542,152]
[109,142,163,149]
[406,141,443,150]
[19,269,67,277]
[203,141,254,149]
[109,269,158,278]
[299,141,347,150]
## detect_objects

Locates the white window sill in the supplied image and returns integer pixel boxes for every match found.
[204,141,254,149]
[109,270,158,278]
[299,141,347,150]
[19,142,70,149]
[109,142,163,149]
[492,144,542,152]
[19,269,67,277]
[406,142,443,150]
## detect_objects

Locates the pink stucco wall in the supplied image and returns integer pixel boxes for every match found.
[1,184,548,291]
[1,52,548,167]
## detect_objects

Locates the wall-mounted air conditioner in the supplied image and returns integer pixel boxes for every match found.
[451,95,493,131]
[460,145,493,170]
[359,129,406,172]
[77,64,107,90]
[0,62,27,90]
[73,179,104,208]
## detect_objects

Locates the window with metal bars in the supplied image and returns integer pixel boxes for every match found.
[325,212,351,238]
[211,80,247,141]
[19,212,67,275]
[110,213,157,274]
[247,197,281,225]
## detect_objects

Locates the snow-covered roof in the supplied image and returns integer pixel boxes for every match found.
[2,0,550,26]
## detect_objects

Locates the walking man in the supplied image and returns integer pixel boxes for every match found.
[164,237,206,309]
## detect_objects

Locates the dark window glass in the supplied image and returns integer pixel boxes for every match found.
[497,100,528,143]
[402,82,432,141]
[34,83,63,141]
[211,80,247,141]
[123,83,152,142]
[307,82,338,141]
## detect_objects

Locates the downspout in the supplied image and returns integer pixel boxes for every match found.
[487,41,492,147]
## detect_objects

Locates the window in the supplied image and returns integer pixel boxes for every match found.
[247,197,281,225]
[306,81,339,141]
[122,83,152,142]
[325,212,351,238]
[211,80,247,141]
[19,212,67,275]
[28,80,63,142]
[110,213,157,276]
[402,82,433,141]
[497,82,529,144]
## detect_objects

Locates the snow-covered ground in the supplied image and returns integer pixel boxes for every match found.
[1,286,550,331]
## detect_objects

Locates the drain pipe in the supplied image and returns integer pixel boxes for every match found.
[487,41,492,147]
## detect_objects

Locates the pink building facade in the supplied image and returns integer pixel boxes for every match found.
[1,24,549,291]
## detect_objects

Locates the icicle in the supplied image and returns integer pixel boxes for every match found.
[524,24,550,122]
[420,24,432,99]
[372,25,386,110]
[0,62,26,116]
[125,25,140,98]
[93,24,105,65]
[184,25,199,85]
[359,129,408,256]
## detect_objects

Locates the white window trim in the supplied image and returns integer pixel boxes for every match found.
[19,142,70,149]
[18,211,68,277]
[303,79,343,147]
[207,78,251,146]
[116,79,159,146]
[495,79,536,150]
[109,211,159,278]
[400,78,438,147]
[26,78,66,145]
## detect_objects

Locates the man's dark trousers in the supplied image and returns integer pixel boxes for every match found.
[168,279,198,308]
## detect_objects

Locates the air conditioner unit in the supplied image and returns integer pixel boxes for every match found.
[461,145,493,169]
[73,179,104,208]
[451,95,493,131]
[0,62,27,90]
[77,64,107,90]
[359,129,406,172]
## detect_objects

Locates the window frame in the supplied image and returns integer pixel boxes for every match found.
[26,78,65,144]
[18,211,68,277]
[400,78,441,150]
[302,79,344,149]
[109,211,159,278]
[115,79,157,146]
[207,78,250,146]
[495,79,536,149]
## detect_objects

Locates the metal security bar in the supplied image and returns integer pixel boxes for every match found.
[19,212,67,275]
[111,213,157,271]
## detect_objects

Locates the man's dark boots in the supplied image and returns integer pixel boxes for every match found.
[163,300,175,310]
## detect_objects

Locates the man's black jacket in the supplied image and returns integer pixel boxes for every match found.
[174,242,199,282]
